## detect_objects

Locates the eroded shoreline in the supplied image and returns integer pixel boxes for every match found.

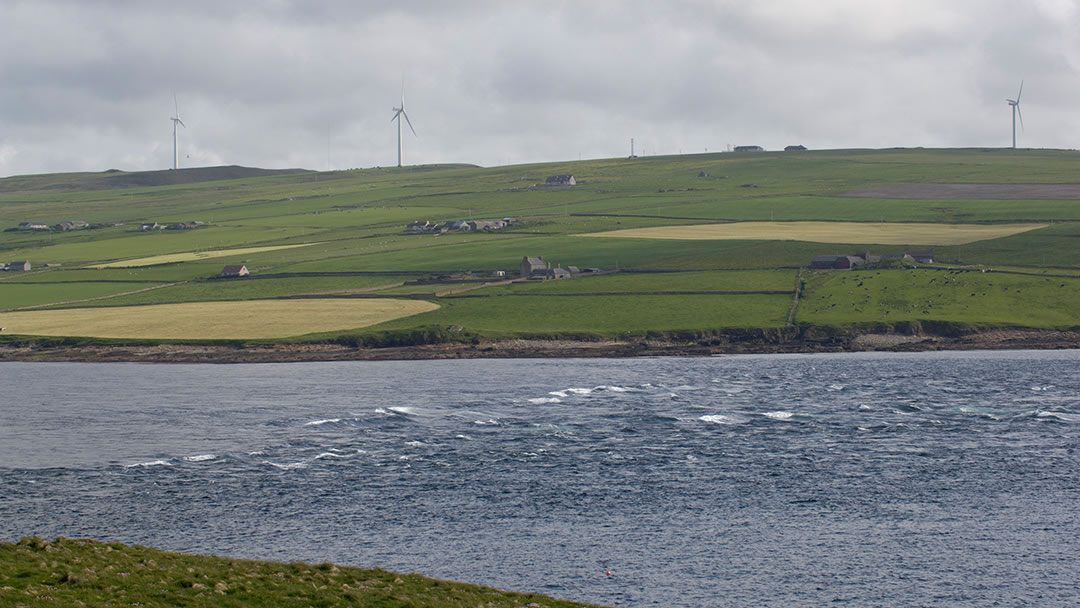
[1,329,1078,363]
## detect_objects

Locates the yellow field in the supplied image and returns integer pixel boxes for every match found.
[580,222,1047,245]
[0,299,438,339]
[92,243,319,268]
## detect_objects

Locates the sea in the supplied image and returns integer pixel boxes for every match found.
[2,351,1078,607]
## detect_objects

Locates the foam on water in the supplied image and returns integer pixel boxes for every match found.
[700,414,745,425]
[388,406,418,416]
[528,397,562,405]
[314,452,349,459]
[125,460,171,468]
[182,454,216,462]
[264,461,307,470]
[763,411,795,420]
[304,418,342,426]
[1036,411,1080,423]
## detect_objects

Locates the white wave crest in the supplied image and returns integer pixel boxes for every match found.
[826,384,847,392]
[473,418,499,426]
[528,397,562,405]
[595,385,633,392]
[405,440,425,447]
[264,461,307,470]
[763,411,795,420]
[125,460,172,468]
[315,452,348,459]
[182,454,216,462]
[388,406,418,416]
[700,414,738,425]
[304,418,341,426]
[1037,411,1080,423]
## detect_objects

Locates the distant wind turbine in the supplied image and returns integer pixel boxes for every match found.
[170,94,186,170]
[1007,81,1024,150]
[391,85,416,167]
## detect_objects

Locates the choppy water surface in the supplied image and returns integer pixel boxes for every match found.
[2,351,1079,607]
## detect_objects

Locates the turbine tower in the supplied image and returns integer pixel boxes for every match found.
[170,95,186,170]
[1007,81,1023,150]
[391,86,416,167]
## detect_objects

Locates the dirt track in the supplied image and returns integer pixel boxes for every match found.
[840,183,1080,200]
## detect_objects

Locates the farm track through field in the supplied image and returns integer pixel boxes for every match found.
[6,282,182,311]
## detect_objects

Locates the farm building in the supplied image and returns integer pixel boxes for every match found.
[810,251,879,270]
[520,256,550,278]
[734,145,764,152]
[547,267,572,280]
[53,220,89,231]
[908,249,935,264]
[6,261,31,271]
[138,223,164,231]
[17,222,49,231]
[468,220,506,231]
[407,220,435,233]
[545,175,577,186]
[784,145,807,151]
[220,264,249,277]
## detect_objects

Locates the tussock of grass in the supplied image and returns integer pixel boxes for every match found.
[0,537,605,607]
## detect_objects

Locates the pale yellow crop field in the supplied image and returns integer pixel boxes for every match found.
[0,299,438,339]
[580,222,1047,245]
[92,243,319,268]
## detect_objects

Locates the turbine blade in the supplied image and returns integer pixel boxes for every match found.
[1017,105,1024,131]
[402,110,416,136]
[391,108,402,122]
[178,118,186,128]
[174,93,179,118]
[1017,80,1023,102]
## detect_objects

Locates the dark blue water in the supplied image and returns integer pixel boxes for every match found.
[2,351,1079,607]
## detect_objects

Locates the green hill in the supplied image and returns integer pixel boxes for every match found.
[0,537,605,607]
[1,148,1078,349]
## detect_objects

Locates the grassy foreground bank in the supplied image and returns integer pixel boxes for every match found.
[0,537,606,608]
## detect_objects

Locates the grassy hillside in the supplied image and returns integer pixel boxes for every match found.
[0,537,604,607]
[1,148,1078,344]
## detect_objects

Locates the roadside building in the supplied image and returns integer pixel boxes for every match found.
[220,264,249,277]
[6,261,31,271]
[17,222,49,231]
[734,145,764,152]
[547,267,572,280]
[784,145,807,151]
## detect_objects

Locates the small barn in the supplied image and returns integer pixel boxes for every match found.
[520,256,550,278]
[6,261,30,271]
[908,249,935,264]
[734,145,764,152]
[547,267,572,280]
[784,145,807,151]
[220,264,249,278]
[545,175,577,186]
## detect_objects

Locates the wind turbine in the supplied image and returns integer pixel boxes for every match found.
[170,94,186,170]
[1007,81,1023,150]
[391,85,416,167]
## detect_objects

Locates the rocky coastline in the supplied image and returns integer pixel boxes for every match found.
[1,329,1077,363]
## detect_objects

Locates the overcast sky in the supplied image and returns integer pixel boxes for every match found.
[1,0,1078,177]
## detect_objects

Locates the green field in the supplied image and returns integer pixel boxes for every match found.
[0,537,604,608]
[2,148,1079,343]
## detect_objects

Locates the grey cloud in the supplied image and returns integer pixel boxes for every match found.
[2,0,1079,177]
